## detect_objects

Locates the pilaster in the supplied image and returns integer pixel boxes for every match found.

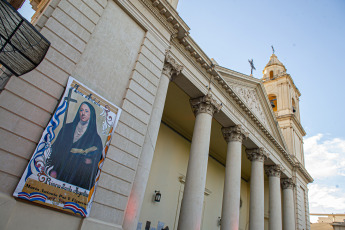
[123,52,183,230]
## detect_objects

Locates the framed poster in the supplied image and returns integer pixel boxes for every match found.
[13,76,121,217]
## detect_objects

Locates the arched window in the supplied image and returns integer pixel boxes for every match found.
[268,94,277,112]
[292,98,296,113]
[269,71,274,79]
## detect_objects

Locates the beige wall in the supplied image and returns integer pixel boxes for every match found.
[0,0,168,229]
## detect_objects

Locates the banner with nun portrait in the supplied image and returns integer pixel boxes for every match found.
[13,76,122,217]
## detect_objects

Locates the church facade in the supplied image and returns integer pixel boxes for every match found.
[0,0,313,230]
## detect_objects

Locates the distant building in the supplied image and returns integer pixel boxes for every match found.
[0,0,312,230]
[311,214,345,230]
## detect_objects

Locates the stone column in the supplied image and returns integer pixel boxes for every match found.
[123,53,183,230]
[265,165,283,230]
[177,93,222,230]
[246,148,268,230]
[220,125,248,230]
[282,178,296,230]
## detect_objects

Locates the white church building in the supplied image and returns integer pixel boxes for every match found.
[0,0,313,229]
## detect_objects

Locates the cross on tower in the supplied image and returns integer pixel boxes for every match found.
[271,45,275,54]
[248,59,256,75]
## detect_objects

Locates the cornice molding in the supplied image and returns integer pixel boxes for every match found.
[294,162,313,183]
[263,73,301,97]
[139,0,190,38]
[277,114,306,136]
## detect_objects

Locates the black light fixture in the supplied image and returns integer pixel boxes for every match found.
[154,190,161,202]
[0,0,50,76]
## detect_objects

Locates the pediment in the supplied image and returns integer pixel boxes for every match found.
[216,66,287,149]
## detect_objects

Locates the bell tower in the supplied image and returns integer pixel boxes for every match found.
[262,53,306,165]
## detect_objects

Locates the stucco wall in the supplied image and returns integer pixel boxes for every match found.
[0,0,168,229]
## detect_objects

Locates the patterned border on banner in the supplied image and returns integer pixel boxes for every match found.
[13,76,122,217]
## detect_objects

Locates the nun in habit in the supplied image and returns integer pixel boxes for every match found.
[48,101,103,190]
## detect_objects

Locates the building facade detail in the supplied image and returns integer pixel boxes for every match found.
[246,148,269,162]
[281,178,295,189]
[232,85,271,132]
[189,93,222,116]
[266,164,283,230]
[221,124,248,143]
[265,164,283,177]
[162,52,183,80]
[0,0,313,230]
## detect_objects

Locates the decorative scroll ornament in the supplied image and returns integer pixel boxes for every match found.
[281,178,295,189]
[190,93,222,116]
[222,124,248,143]
[265,165,283,178]
[162,52,183,80]
[246,147,269,162]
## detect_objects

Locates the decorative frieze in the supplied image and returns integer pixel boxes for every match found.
[190,93,222,116]
[246,148,269,162]
[222,124,248,143]
[265,165,282,178]
[162,52,183,80]
[232,85,271,133]
[281,178,295,189]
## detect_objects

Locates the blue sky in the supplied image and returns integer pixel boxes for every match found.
[19,0,345,222]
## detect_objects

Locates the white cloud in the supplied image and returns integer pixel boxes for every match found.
[304,134,345,179]
[308,184,345,213]
[305,134,345,216]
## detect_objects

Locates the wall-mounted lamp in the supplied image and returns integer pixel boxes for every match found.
[217,217,221,226]
[154,190,161,202]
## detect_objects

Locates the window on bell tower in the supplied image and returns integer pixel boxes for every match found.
[269,94,277,112]
[269,71,274,79]
[292,98,296,114]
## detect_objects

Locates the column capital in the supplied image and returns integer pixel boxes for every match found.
[265,165,283,178]
[222,124,248,143]
[190,93,222,116]
[246,148,269,162]
[162,52,183,80]
[281,178,295,189]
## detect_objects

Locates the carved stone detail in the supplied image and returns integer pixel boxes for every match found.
[162,52,183,80]
[265,165,282,178]
[232,85,271,133]
[190,93,222,116]
[222,125,248,143]
[281,178,295,189]
[246,148,269,162]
